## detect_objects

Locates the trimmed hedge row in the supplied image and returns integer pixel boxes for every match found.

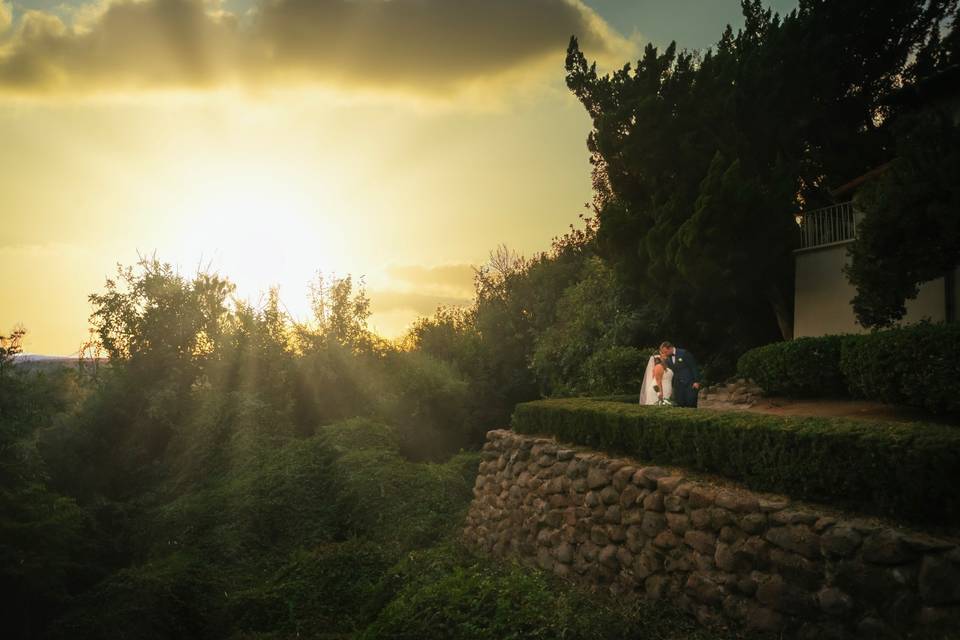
[738,323,960,414]
[736,335,847,397]
[841,323,960,415]
[511,398,960,526]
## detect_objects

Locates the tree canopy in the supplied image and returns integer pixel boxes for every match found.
[565,0,953,355]
[845,9,960,328]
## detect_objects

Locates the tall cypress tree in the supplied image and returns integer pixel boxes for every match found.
[566,0,951,361]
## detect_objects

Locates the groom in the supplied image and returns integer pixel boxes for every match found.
[660,342,701,408]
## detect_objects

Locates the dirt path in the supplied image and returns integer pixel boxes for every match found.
[699,395,960,426]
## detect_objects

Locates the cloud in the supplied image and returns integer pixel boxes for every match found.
[0,2,11,35]
[0,0,240,92]
[254,0,628,90]
[387,263,476,296]
[0,0,631,97]
[370,289,471,315]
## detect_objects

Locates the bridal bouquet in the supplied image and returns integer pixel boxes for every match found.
[653,385,672,406]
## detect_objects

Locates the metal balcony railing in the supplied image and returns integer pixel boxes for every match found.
[797,202,862,250]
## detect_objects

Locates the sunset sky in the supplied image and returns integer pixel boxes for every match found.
[0,0,796,355]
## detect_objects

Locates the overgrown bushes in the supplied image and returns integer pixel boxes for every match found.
[43,410,729,640]
[46,418,482,639]
[579,346,649,396]
[512,398,960,525]
[360,544,638,640]
[737,323,960,414]
[360,543,725,640]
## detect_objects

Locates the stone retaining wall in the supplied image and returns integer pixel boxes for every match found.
[462,429,960,639]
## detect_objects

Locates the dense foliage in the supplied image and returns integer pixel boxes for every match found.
[360,543,727,640]
[1,257,735,640]
[1,350,97,639]
[530,257,648,396]
[5,3,960,637]
[42,419,480,640]
[512,398,960,525]
[846,99,960,327]
[408,228,662,412]
[402,0,960,398]
[738,323,960,414]
[736,336,848,397]
[840,323,960,414]
[564,0,955,369]
[844,3,960,328]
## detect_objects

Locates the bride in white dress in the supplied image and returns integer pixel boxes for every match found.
[639,354,673,405]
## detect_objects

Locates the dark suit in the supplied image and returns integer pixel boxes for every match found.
[668,348,700,408]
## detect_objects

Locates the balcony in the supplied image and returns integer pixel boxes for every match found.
[796,202,863,251]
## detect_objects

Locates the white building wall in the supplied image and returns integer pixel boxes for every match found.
[794,243,953,338]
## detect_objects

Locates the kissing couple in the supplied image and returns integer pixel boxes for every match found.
[639,341,701,408]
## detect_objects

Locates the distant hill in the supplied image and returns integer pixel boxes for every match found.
[16,354,76,363]
[13,354,106,373]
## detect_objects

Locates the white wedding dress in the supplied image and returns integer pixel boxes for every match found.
[639,355,673,405]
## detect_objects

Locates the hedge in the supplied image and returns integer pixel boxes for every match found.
[840,323,960,415]
[736,335,847,397]
[737,323,960,414]
[511,398,960,526]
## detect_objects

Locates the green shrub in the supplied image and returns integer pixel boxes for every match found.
[377,351,476,460]
[46,552,224,640]
[840,323,960,414]
[580,346,650,396]
[147,429,345,563]
[150,418,477,562]
[332,447,479,549]
[736,335,847,397]
[228,540,395,637]
[53,418,481,639]
[361,543,723,640]
[739,323,960,415]
[512,398,960,525]
[528,257,645,398]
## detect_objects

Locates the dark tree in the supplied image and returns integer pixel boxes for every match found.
[565,0,951,364]
[843,4,960,327]
[846,80,960,327]
[0,326,25,381]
